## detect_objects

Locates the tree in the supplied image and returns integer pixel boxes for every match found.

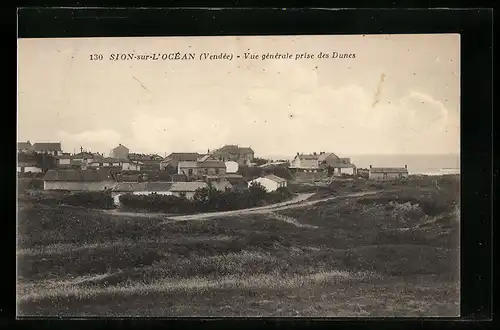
[193,187,210,203]
[252,157,268,166]
[34,152,57,171]
[248,181,267,205]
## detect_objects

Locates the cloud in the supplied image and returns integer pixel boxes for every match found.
[124,81,458,157]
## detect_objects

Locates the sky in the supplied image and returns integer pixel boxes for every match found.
[18,34,460,159]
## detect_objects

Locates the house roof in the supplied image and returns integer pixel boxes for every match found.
[318,152,339,162]
[215,145,240,153]
[72,152,94,159]
[128,153,164,161]
[18,161,38,167]
[113,144,129,151]
[43,169,106,182]
[170,181,208,192]
[264,174,288,183]
[96,168,118,181]
[206,173,243,180]
[17,141,32,150]
[239,147,254,154]
[55,154,72,160]
[165,153,199,161]
[32,142,61,152]
[146,182,173,191]
[370,167,408,173]
[224,173,244,179]
[215,145,254,155]
[197,154,212,162]
[113,182,147,192]
[297,154,321,160]
[100,157,129,163]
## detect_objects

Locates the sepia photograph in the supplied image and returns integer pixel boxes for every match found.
[17,34,460,317]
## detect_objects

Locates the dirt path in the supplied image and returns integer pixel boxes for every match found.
[103,190,386,222]
[164,190,384,221]
[103,193,313,219]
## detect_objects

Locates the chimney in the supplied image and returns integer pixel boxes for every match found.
[370,165,372,169]
[405,165,407,169]
[296,152,299,156]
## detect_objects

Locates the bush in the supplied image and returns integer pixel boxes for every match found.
[119,185,293,214]
[22,191,115,209]
[63,191,115,209]
[356,188,458,217]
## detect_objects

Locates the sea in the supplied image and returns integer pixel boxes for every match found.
[263,153,460,176]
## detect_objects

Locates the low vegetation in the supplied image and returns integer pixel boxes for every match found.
[19,191,115,210]
[119,183,292,214]
[17,175,460,316]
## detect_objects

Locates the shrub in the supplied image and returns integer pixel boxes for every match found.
[22,191,115,209]
[62,191,115,209]
[119,185,293,214]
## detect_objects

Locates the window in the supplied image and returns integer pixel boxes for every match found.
[383,173,388,180]
[188,169,193,176]
[215,168,219,174]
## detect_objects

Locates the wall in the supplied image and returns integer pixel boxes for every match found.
[340,167,356,175]
[44,180,117,191]
[199,167,227,176]
[123,163,140,171]
[111,147,129,159]
[25,166,42,173]
[291,169,328,182]
[225,161,239,173]
[290,156,301,168]
[179,165,226,178]
[249,177,279,192]
[291,156,319,169]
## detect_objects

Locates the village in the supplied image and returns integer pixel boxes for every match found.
[17,140,411,206]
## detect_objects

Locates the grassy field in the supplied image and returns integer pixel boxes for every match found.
[17,176,460,317]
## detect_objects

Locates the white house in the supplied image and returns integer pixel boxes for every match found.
[43,169,116,191]
[88,157,139,171]
[55,155,72,168]
[248,174,288,192]
[110,144,129,159]
[72,152,96,164]
[169,181,208,199]
[17,162,42,174]
[32,142,63,156]
[225,161,239,173]
[368,165,409,181]
[17,141,32,153]
[121,160,140,171]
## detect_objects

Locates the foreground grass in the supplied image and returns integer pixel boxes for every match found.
[17,176,460,316]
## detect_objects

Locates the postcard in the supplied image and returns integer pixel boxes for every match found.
[17,34,460,317]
